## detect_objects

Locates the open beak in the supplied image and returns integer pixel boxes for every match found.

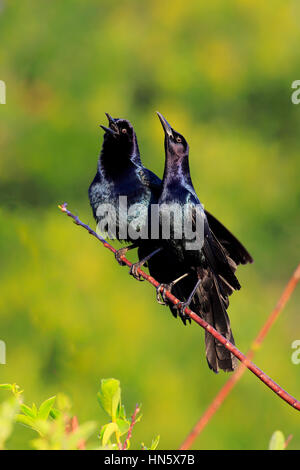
[100,125,118,136]
[105,113,119,133]
[156,112,173,138]
[100,113,119,136]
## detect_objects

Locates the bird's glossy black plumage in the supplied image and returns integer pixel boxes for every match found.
[147,112,253,373]
[88,115,161,249]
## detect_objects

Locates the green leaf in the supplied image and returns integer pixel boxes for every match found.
[15,414,37,430]
[99,424,106,442]
[269,431,285,450]
[117,403,126,420]
[97,379,121,419]
[16,415,50,436]
[0,384,13,391]
[20,404,36,418]
[116,418,130,436]
[101,422,119,447]
[37,396,56,420]
[150,435,160,450]
[49,407,61,420]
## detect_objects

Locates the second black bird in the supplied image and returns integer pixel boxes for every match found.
[144,112,253,373]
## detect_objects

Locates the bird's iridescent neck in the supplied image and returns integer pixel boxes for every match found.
[162,148,194,191]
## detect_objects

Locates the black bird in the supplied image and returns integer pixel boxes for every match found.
[147,112,253,373]
[88,114,162,269]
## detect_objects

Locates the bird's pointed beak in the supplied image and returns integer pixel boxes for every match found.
[156,112,173,138]
[100,125,118,137]
[105,113,119,133]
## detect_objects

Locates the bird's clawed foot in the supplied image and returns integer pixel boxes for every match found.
[130,262,145,281]
[156,284,171,305]
[176,301,191,325]
[175,277,201,324]
[115,247,129,266]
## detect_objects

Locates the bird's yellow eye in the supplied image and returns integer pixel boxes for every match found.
[122,128,127,134]
[176,136,182,143]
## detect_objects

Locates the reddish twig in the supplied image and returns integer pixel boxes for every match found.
[58,203,300,413]
[284,434,293,449]
[122,404,140,450]
[180,263,300,450]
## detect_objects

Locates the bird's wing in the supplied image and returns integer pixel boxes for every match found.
[138,167,162,200]
[203,224,241,293]
[204,210,253,265]
[191,206,241,294]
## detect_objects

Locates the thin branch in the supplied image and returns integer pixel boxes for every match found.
[180,263,300,450]
[284,434,293,449]
[58,203,300,413]
[122,404,140,450]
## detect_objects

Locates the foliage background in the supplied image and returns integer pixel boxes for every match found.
[0,0,300,450]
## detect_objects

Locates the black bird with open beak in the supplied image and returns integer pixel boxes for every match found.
[99,113,141,166]
[88,112,162,270]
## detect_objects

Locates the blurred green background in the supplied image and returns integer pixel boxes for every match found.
[0,0,300,450]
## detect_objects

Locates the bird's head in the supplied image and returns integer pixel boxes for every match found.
[101,114,136,144]
[156,112,189,159]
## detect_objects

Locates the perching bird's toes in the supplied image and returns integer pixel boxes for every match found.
[129,262,145,281]
[156,284,169,305]
[114,248,128,266]
[176,301,192,325]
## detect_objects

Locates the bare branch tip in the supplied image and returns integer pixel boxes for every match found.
[58,202,68,212]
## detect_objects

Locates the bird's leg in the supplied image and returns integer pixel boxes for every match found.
[130,247,162,281]
[156,273,189,306]
[115,244,138,266]
[177,278,202,322]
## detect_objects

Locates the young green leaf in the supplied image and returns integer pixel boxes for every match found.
[116,418,130,436]
[0,384,13,391]
[15,414,37,430]
[49,407,61,420]
[37,396,56,420]
[150,435,160,450]
[101,422,119,447]
[117,403,126,420]
[97,379,121,419]
[20,404,37,419]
